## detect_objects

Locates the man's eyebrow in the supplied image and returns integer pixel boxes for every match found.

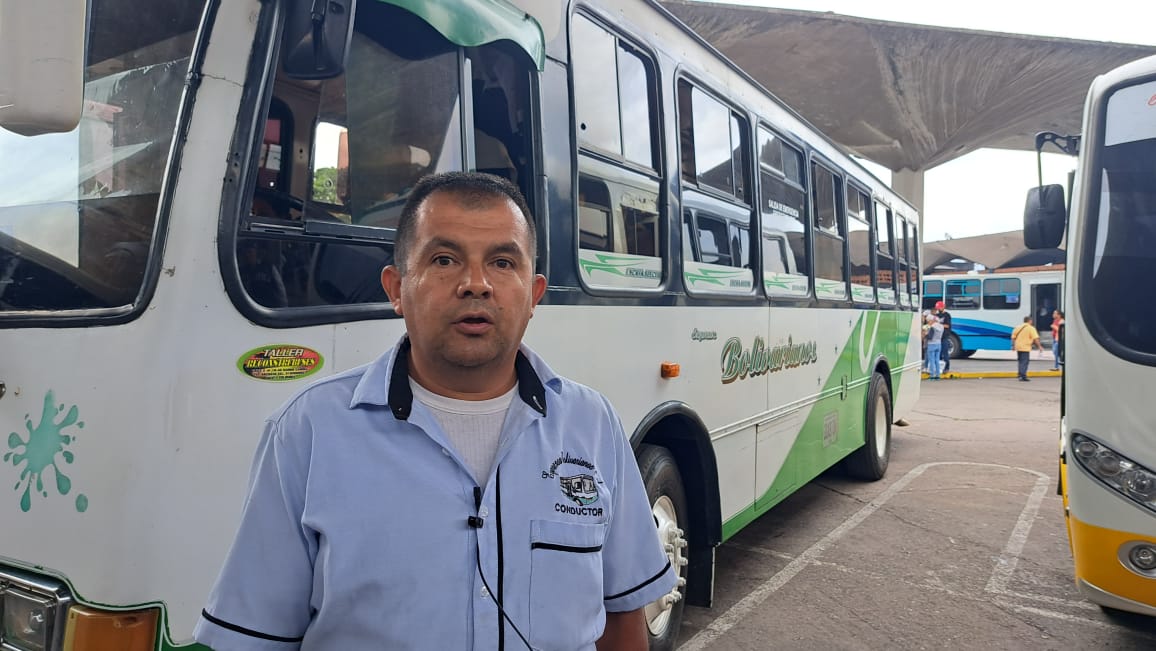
[421,237,465,255]
[418,238,528,259]
[486,241,527,258]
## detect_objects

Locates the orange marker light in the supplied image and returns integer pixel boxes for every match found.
[63,605,158,651]
[660,362,680,379]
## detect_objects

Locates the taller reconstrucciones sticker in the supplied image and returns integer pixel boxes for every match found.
[238,345,323,382]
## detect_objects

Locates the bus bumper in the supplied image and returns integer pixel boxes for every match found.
[1069,515,1156,616]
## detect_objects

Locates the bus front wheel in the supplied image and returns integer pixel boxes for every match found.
[637,443,688,651]
[844,373,892,481]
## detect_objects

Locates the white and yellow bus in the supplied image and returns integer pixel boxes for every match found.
[1025,53,1156,616]
[0,1,923,648]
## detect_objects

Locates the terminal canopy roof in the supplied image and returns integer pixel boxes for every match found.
[922,231,1064,272]
[660,1,1156,171]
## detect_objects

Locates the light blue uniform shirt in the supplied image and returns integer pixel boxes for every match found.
[194,337,676,650]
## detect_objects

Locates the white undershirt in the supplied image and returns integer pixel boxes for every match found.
[410,379,515,484]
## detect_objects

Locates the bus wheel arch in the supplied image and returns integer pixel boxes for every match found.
[632,403,722,616]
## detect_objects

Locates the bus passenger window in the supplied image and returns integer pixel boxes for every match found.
[811,162,847,300]
[945,279,980,310]
[695,215,732,266]
[678,82,749,203]
[576,176,662,289]
[875,201,897,305]
[982,278,1021,309]
[758,127,809,297]
[572,14,663,291]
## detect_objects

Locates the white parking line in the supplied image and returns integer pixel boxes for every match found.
[678,462,1053,650]
[985,472,1051,594]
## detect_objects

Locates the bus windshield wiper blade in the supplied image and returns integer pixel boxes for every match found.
[242,216,395,245]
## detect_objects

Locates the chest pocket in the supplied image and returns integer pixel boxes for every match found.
[528,519,607,649]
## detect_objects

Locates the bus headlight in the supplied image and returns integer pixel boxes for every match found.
[0,582,67,651]
[1072,433,1156,512]
[1130,545,1156,571]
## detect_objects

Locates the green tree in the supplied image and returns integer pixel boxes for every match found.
[312,167,338,204]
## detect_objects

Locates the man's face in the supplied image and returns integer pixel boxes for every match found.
[381,191,546,390]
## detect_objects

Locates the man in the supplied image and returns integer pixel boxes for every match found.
[1011,315,1044,382]
[195,172,675,650]
[934,300,952,373]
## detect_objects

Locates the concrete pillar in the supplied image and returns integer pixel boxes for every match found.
[892,168,925,231]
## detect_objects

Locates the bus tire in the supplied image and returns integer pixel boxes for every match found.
[844,373,892,481]
[636,443,688,651]
[946,332,963,359]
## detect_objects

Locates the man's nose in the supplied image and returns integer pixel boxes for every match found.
[457,262,493,298]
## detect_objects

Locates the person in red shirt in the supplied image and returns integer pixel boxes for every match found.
[934,300,952,373]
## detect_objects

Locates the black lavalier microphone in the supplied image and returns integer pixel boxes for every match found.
[472,482,535,650]
[469,487,485,528]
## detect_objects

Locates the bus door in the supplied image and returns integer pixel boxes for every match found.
[1031,281,1060,339]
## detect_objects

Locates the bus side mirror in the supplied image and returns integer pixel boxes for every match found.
[283,0,357,80]
[0,0,87,136]
[1023,184,1066,249]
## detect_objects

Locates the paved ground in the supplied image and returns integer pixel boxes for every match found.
[675,376,1156,650]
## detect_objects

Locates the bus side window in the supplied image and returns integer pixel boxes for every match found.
[983,277,1021,309]
[945,278,980,310]
[694,214,732,266]
[758,126,809,297]
[923,279,943,310]
[874,201,896,305]
[847,185,872,303]
[469,42,533,202]
[811,161,847,300]
[572,13,663,291]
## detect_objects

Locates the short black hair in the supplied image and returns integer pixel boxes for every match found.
[393,172,536,273]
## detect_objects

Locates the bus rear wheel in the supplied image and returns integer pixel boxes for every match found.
[946,332,963,359]
[637,443,688,651]
[844,373,892,481]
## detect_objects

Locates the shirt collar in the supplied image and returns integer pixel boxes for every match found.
[350,335,556,419]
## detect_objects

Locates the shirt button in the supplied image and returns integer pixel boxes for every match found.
[479,506,489,517]
[441,448,450,456]
[480,586,489,598]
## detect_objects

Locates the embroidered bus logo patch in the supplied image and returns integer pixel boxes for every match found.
[559,474,599,505]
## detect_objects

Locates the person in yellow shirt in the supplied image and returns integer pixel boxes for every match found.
[1011,315,1044,382]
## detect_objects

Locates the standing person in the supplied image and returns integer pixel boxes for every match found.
[925,314,944,380]
[920,310,930,370]
[934,300,952,373]
[1051,309,1065,370]
[1011,315,1044,382]
[194,172,676,651]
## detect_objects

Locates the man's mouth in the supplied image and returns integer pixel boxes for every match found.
[453,313,493,334]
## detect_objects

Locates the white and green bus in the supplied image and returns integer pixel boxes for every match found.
[0,0,923,648]
[1025,53,1156,617]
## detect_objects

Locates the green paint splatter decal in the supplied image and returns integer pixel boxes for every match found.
[5,390,87,512]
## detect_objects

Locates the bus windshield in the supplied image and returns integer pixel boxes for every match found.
[0,0,204,313]
[1086,78,1156,357]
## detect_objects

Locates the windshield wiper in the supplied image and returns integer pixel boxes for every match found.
[242,216,395,246]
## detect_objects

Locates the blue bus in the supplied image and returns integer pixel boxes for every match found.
[923,269,1063,357]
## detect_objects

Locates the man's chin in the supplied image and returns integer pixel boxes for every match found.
[438,346,506,370]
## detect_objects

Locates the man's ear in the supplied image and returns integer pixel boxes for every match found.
[529,273,547,316]
[381,265,403,315]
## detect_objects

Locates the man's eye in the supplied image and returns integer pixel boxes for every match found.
[494,259,514,270]
[433,255,454,266]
